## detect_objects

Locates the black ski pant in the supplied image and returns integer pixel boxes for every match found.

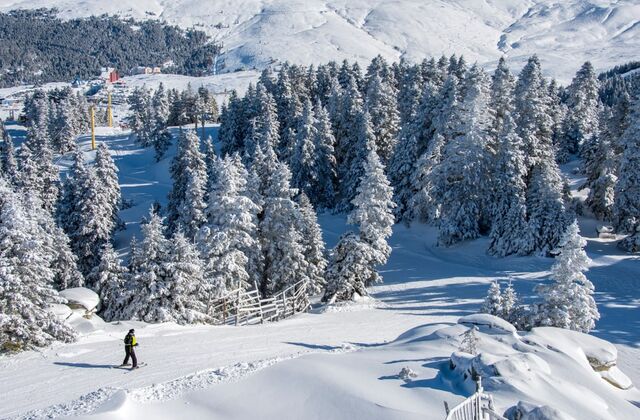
[123,346,137,367]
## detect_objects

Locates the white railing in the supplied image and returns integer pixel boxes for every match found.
[444,378,507,420]
[207,279,310,326]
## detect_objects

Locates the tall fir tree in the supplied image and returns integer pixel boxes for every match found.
[535,222,599,333]
[167,129,206,233]
[0,178,77,351]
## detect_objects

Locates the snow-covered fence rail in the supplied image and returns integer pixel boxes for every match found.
[444,379,506,420]
[208,279,309,326]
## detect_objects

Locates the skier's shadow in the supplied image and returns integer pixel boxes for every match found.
[54,361,113,369]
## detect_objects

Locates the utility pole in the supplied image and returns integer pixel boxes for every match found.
[90,106,96,150]
[107,91,113,128]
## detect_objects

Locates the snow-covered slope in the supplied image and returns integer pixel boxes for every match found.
[1,125,639,419]
[0,0,639,81]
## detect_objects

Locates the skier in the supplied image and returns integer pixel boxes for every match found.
[121,329,139,369]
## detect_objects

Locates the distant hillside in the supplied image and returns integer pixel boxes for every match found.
[1,0,639,82]
[0,9,221,87]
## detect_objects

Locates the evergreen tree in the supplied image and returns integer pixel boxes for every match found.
[167,129,206,233]
[430,66,493,246]
[198,155,260,296]
[488,114,534,256]
[122,210,172,322]
[95,143,122,231]
[535,221,599,333]
[562,62,600,156]
[338,110,376,211]
[501,282,518,323]
[0,124,18,184]
[348,148,396,261]
[322,231,376,303]
[514,56,554,168]
[323,149,395,303]
[310,103,337,208]
[290,99,317,195]
[490,57,516,141]
[526,162,569,256]
[365,73,399,164]
[90,243,128,322]
[0,179,76,352]
[260,163,309,296]
[164,230,210,324]
[481,281,502,316]
[295,193,328,294]
[613,98,640,235]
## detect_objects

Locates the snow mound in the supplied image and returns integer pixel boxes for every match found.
[458,313,517,334]
[440,324,637,419]
[59,287,100,312]
[504,401,576,420]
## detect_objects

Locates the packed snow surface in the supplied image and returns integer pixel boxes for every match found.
[0,0,639,81]
[1,126,639,419]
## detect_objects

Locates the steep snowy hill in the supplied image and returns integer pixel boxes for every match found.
[0,0,639,81]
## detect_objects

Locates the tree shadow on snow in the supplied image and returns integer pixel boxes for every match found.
[54,362,114,369]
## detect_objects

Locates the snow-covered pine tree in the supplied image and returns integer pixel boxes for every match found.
[89,243,128,322]
[334,73,364,186]
[613,97,640,237]
[348,147,395,264]
[323,148,395,303]
[219,91,246,156]
[548,80,568,163]
[408,77,459,223]
[322,231,377,303]
[295,193,328,294]
[122,209,172,322]
[310,102,337,209]
[198,154,260,297]
[167,129,206,233]
[501,282,518,323]
[488,113,534,256]
[338,109,377,211]
[274,68,302,163]
[489,57,516,142]
[562,62,600,157]
[430,65,493,246]
[260,163,309,296]
[459,326,479,355]
[53,97,79,154]
[180,166,207,239]
[514,56,555,169]
[95,143,122,231]
[22,128,60,214]
[127,87,154,147]
[290,98,317,196]
[526,161,569,256]
[365,73,399,164]
[62,153,116,278]
[534,221,599,332]
[1,124,18,185]
[481,281,502,316]
[0,178,77,352]
[164,230,210,324]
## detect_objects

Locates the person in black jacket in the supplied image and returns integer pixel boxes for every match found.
[121,329,138,369]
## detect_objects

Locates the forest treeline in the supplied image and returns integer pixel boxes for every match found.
[0,9,221,88]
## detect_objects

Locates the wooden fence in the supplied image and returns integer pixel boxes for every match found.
[444,378,507,420]
[208,279,310,326]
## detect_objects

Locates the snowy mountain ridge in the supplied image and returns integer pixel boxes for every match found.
[0,0,639,81]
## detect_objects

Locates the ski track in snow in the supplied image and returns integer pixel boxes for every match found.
[13,345,361,420]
